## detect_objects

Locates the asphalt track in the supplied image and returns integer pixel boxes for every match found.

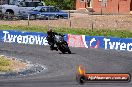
[0,42,132,87]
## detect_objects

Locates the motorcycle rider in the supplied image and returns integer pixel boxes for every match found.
[47,27,71,54]
[47,28,62,51]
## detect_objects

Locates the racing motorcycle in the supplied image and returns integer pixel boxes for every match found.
[54,34,71,54]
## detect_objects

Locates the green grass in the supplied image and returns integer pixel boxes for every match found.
[0,55,12,72]
[0,25,132,38]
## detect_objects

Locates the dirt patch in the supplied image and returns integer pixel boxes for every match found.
[10,58,27,72]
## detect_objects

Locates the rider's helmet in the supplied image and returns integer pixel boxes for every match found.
[47,27,53,36]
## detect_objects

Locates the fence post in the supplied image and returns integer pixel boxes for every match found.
[68,11,70,19]
[68,11,72,28]
[91,10,94,31]
[69,19,71,28]
[28,14,30,26]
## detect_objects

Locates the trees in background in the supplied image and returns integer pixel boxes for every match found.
[44,0,76,10]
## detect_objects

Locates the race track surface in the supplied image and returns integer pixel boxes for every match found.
[0,42,132,87]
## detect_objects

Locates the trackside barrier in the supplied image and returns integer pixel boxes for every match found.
[0,30,48,45]
[0,30,68,45]
[67,34,132,51]
[0,30,132,51]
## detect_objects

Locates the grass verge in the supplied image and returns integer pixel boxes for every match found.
[0,55,27,72]
[0,55,12,72]
[0,25,132,38]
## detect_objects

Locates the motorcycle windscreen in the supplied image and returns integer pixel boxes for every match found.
[54,35,64,43]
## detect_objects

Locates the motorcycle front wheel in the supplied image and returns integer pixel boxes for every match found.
[67,48,71,54]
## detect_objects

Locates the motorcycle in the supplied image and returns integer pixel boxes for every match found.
[54,34,71,54]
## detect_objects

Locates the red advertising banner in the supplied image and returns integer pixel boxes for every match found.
[67,34,85,48]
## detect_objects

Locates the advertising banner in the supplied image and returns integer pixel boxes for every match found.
[0,30,131,51]
[67,34,85,48]
[84,36,132,51]
[0,30,48,45]
[0,30,68,45]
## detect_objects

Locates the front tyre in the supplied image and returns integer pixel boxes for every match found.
[68,49,71,54]
[63,42,71,54]
[4,11,14,20]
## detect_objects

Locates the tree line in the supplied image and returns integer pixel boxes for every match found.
[44,0,76,10]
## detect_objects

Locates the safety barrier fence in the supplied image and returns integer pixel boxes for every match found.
[0,30,132,51]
